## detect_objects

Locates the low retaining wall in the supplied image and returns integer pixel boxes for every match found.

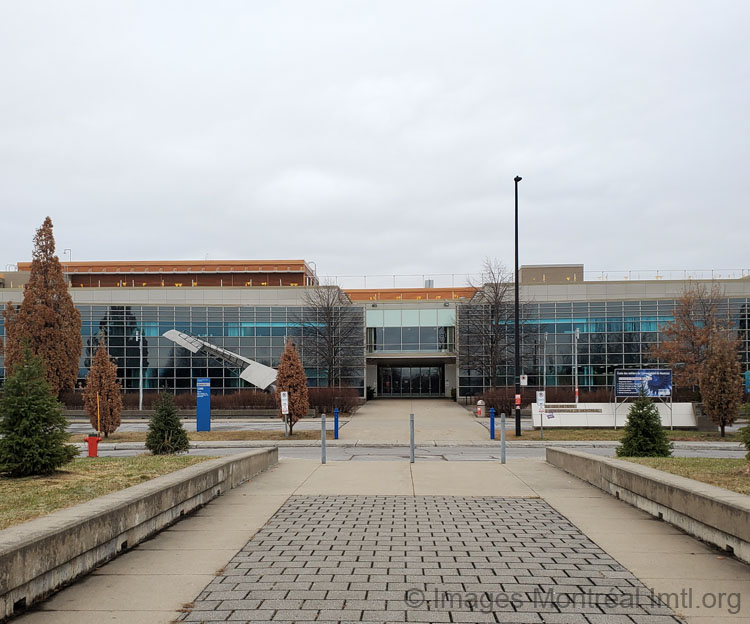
[546,448,750,564]
[532,402,697,428]
[0,448,278,620]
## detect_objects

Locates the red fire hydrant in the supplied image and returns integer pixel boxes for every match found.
[84,435,102,458]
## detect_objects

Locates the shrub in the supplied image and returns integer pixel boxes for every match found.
[275,341,308,435]
[739,424,750,461]
[145,393,189,454]
[308,387,359,414]
[0,347,77,477]
[83,340,123,437]
[616,388,672,457]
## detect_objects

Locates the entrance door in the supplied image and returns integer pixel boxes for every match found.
[377,365,444,397]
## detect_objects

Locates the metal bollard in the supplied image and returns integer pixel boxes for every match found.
[500,412,506,464]
[321,413,327,464]
[489,408,495,440]
[410,413,415,463]
[334,407,339,440]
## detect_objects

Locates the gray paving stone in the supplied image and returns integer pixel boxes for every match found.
[182,496,685,623]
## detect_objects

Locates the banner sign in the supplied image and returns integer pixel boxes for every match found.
[197,378,211,432]
[615,369,672,398]
[745,370,750,394]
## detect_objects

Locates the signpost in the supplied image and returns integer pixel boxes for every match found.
[536,390,546,440]
[280,391,289,438]
[613,369,673,429]
[196,378,211,432]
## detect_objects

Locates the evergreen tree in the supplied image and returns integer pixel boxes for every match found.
[83,337,123,437]
[699,329,744,437]
[275,340,309,435]
[0,347,78,477]
[616,387,672,457]
[2,217,81,395]
[145,392,189,454]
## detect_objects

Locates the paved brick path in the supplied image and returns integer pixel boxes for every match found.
[182,496,684,623]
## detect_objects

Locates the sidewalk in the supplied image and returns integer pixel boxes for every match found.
[15,458,750,623]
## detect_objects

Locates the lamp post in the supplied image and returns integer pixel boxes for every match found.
[573,327,580,405]
[514,175,522,437]
[135,329,143,411]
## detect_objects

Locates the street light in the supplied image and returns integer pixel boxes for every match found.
[514,175,522,437]
[573,327,580,405]
[135,329,143,411]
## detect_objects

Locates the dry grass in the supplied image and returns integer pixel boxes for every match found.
[70,430,332,443]
[502,429,740,442]
[0,455,213,530]
[621,457,750,495]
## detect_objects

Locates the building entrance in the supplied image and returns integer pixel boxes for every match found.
[377,365,444,397]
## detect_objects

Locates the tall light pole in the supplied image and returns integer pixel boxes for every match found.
[514,175,522,437]
[543,332,548,393]
[135,329,143,411]
[573,327,580,405]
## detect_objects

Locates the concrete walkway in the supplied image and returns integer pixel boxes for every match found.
[339,399,488,443]
[15,457,750,623]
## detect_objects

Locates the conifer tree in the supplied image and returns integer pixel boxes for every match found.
[699,329,743,437]
[616,387,672,457]
[275,340,309,435]
[2,217,81,395]
[0,346,78,477]
[145,392,189,454]
[83,337,123,437]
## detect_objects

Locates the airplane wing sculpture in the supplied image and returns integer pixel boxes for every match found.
[162,329,278,391]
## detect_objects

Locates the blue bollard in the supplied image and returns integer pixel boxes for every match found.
[490,408,495,440]
[334,408,339,440]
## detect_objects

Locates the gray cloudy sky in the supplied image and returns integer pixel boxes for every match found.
[1,1,748,286]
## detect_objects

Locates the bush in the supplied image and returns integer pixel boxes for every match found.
[739,425,750,461]
[0,348,77,477]
[616,389,672,457]
[308,387,359,414]
[145,393,190,455]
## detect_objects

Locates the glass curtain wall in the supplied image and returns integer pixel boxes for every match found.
[366,308,456,352]
[0,304,365,394]
[457,297,750,396]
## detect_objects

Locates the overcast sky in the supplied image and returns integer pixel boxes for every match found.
[1,1,748,288]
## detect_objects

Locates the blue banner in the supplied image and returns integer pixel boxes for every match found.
[615,369,672,398]
[197,377,211,432]
[745,370,750,394]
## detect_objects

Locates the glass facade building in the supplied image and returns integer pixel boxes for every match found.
[0,303,365,393]
[457,298,750,396]
[2,261,749,399]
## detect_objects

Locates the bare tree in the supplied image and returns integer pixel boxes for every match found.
[459,258,534,389]
[298,284,364,387]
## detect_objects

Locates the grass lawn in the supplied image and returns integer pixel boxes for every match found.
[70,430,332,443]
[503,429,740,442]
[620,457,750,495]
[0,455,213,530]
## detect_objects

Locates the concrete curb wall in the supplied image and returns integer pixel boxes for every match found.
[546,448,750,564]
[72,440,745,451]
[0,448,278,621]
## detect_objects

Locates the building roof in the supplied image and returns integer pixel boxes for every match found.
[344,287,477,301]
[16,260,314,274]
